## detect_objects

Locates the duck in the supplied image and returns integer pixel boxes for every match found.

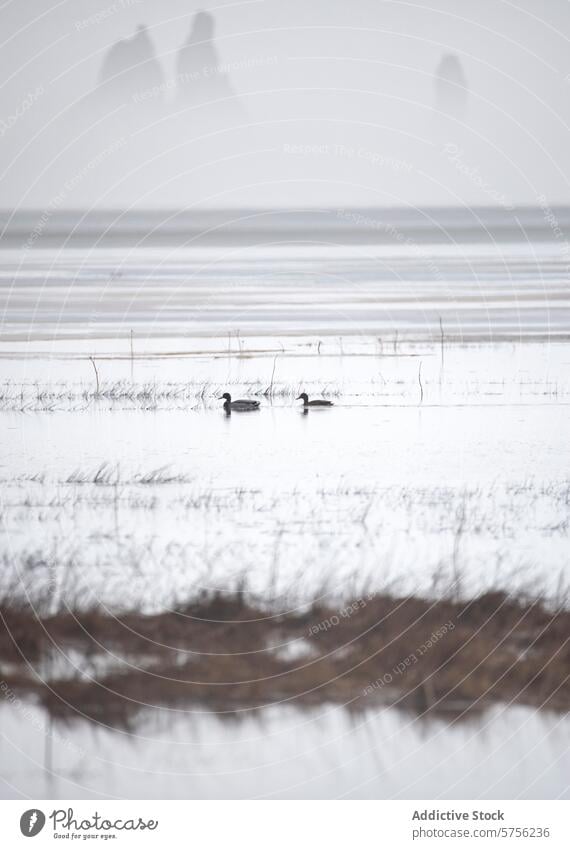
[296,392,333,408]
[220,392,260,413]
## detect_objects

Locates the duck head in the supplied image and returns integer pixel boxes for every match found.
[296,393,309,404]
[221,393,231,402]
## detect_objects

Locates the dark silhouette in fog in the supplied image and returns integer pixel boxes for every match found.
[434,54,468,120]
[99,25,164,104]
[176,11,237,108]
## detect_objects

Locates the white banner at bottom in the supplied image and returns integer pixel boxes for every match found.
[0,800,567,848]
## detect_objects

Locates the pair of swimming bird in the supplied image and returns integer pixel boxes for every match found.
[220,392,333,412]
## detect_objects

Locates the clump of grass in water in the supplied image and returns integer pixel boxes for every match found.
[1,587,569,728]
[137,467,192,485]
[65,464,192,486]
[0,379,343,410]
[67,463,118,486]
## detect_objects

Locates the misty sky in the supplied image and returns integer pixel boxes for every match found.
[1,0,569,209]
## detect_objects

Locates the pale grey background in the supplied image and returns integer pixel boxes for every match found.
[0,0,568,208]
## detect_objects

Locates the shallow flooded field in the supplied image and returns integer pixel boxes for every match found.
[1,336,569,607]
[1,235,569,798]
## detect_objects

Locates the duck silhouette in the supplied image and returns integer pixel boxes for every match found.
[296,393,333,408]
[220,392,260,414]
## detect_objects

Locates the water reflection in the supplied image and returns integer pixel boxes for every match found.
[1,702,568,799]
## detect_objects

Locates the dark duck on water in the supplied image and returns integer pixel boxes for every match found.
[296,392,333,408]
[220,393,260,413]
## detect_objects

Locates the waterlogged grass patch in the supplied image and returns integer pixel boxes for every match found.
[1,589,569,729]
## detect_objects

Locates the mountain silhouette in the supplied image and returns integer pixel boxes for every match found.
[176,11,237,108]
[98,25,164,104]
[434,54,468,120]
